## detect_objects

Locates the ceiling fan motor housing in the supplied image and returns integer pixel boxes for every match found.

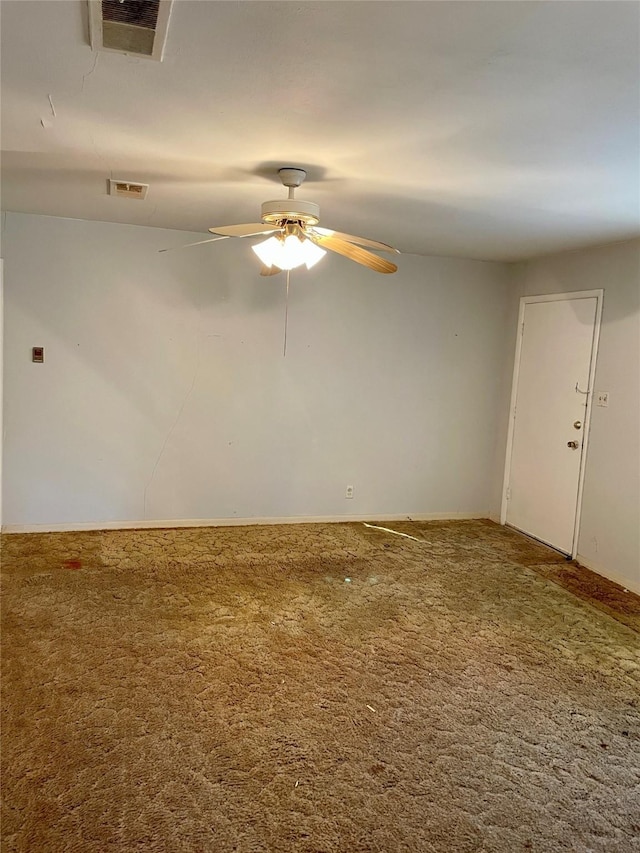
[261,198,320,226]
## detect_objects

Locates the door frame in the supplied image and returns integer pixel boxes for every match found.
[500,289,604,557]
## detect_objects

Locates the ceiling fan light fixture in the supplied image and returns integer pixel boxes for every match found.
[252,234,326,271]
[280,234,307,270]
[301,238,326,270]
[251,236,282,268]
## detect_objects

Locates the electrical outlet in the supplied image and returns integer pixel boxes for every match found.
[345,485,354,499]
[596,391,609,407]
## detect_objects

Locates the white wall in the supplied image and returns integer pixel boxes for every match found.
[494,240,640,592]
[0,258,3,530]
[1,213,511,530]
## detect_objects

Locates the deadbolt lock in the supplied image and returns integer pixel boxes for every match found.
[573,420,582,430]
[567,441,580,449]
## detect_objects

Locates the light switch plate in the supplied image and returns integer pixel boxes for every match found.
[596,391,609,407]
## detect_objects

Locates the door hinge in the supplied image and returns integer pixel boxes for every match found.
[506,487,512,501]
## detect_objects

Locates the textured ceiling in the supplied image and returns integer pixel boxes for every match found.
[1,0,639,261]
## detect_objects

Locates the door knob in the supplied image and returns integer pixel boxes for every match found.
[567,441,579,449]
[573,421,582,430]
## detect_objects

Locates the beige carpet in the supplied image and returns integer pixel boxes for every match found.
[1,519,639,852]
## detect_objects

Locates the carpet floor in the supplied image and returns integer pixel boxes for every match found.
[1,519,639,853]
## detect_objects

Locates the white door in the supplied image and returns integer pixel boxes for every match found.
[504,293,601,555]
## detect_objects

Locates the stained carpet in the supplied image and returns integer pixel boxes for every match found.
[1,519,639,852]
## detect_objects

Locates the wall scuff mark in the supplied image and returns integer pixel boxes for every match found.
[81,53,100,93]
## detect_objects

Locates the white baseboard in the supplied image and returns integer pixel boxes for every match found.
[574,553,640,596]
[1,511,488,535]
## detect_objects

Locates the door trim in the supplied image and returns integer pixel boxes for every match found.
[500,289,604,557]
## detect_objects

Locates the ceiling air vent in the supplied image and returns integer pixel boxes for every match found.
[108,179,149,200]
[88,0,173,61]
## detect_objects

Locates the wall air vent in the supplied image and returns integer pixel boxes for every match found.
[108,179,149,200]
[88,0,173,61]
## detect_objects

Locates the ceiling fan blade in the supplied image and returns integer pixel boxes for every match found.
[309,226,399,255]
[158,235,230,253]
[208,223,279,238]
[307,233,398,274]
[260,264,283,277]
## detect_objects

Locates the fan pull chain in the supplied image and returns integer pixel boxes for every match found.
[283,269,290,357]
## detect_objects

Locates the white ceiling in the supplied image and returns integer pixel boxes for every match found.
[1,0,639,261]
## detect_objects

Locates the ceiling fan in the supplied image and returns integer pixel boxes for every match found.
[163,168,399,275]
